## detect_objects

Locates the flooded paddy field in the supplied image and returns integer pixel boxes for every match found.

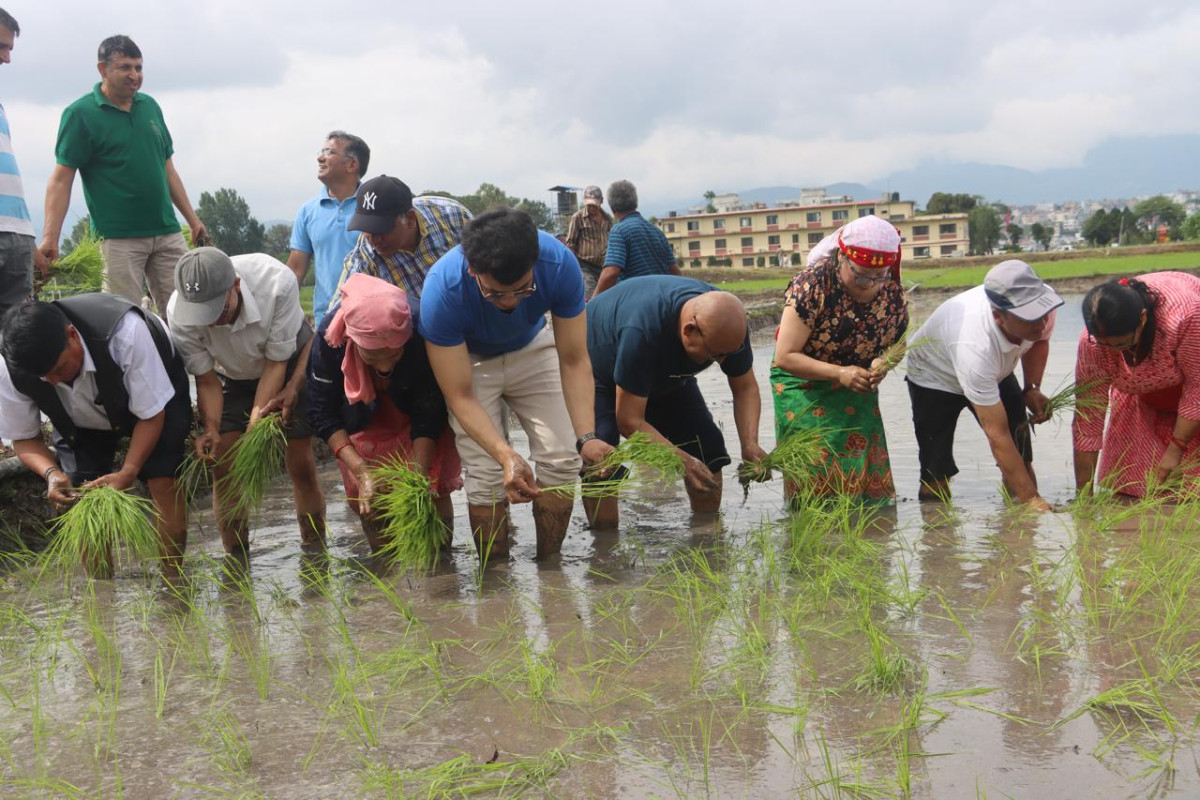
[4,294,1200,798]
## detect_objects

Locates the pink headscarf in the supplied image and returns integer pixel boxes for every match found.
[324,273,413,405]
[807,215,903,281]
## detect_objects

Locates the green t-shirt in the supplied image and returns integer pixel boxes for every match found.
[54,84,180,239]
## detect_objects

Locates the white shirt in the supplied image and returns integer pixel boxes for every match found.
[167,253,305,380]
[0,310,178,442]
[906,285,1055,407]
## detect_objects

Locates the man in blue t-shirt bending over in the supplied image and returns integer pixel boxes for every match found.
[420,208,614,560]
[586,275,768,527]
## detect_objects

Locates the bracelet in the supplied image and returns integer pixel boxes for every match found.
[43,465,63,481]
[333,441,355,460]
[1171,436,1190,451]
[1023,384,1040,393]
[575,432,598,454]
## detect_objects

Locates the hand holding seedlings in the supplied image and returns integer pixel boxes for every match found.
[193,430,220,463]
[45,468,79,507]
[1023,386,1051,425]
[683,454,720,494]
[502,452,540,503]
[259,385,299,425]
[836,365,874,394]
[82,467,137,492]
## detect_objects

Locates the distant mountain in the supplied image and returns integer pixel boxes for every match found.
[881,134,1200,206]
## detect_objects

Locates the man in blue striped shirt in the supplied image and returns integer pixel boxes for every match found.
[592,179,680,298]
[0,8,45,321]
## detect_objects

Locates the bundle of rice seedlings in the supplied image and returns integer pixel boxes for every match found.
[542,432,685,498]
[1018,378,1108,434]
[870,335,930,377]
[370,456,447,570]
[42,486,160,571]
[739,426,831,491]
[178,450,213,505]
[219,414,286,516]
[46,230,104,295]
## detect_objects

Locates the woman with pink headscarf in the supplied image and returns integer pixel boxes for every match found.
[770,215,908,500]
[307,273,461,551]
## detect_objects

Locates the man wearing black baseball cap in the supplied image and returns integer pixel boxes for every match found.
[334,174,472,304]
[905,260,1063,511]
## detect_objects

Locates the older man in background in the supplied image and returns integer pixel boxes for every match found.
[565,185,611,298]
[592,179,680,298]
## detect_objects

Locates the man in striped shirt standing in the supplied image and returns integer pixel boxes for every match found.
[336,175,472,305]
[0,8,45,321]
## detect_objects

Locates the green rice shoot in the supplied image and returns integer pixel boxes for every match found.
[1019,378,1109,434]
[42,486,160,571]
[178,450,213,506]
[219,413,287,516]
[46,229,104,296]
[871,335,931,377]
[740,425,832,490]
[370,456,447,570]
[542,432,684,498]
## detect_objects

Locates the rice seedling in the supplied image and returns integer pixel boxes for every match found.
[359,748,571,797]
[870,335,931,377]
[41,486,161,573]
[541,431,684,498]
[739,425,832,491]
[1018,377,1109,434]
[218,413,286,517]
[177,449,214,507]
[44,230,103,296]
[198,703,253,776]
[369,456,448,571]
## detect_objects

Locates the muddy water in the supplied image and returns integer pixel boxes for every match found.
[2,293,1198,798]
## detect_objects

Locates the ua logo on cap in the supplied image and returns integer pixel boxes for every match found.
[185,281,201,292]
[362,192,377,211]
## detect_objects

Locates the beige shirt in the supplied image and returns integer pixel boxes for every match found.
[168,253,304,380]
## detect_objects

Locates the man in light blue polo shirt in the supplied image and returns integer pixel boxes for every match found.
[286,131,367,323]
[0,8,43,320]
[421,208,613,561]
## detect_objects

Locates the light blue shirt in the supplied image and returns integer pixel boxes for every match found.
[0,104,33,237]
[290,184,359,320]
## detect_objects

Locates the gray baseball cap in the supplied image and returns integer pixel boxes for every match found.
[983,260,1063,321]
[172,247,237,326]
[583,185,603,205]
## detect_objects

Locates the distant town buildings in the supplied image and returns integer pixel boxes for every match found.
[1007,189,1200,250]
[660,188,970,267]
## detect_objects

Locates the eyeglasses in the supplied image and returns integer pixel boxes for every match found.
[474,274,537,302]
[1088,332,1139,351]
[846,263,889,287]
[318,148,343,158]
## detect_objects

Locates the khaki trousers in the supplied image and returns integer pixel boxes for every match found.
[100,232,189,316]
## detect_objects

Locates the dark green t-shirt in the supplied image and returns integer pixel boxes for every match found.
[55,84,180,239]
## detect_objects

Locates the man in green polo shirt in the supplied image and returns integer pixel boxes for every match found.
[39,35,207,315]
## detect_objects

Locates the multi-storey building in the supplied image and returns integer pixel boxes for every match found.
[657,196,970,268]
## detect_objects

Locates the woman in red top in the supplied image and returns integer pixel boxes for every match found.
[1074,272,1200,497]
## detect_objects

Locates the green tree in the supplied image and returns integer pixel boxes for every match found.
[926,192,978,215]
[704,189,717,214]
[968,205,1001,254]
[196,188,265,255]
[1083,208,1120,246]
[1133,195,1187,239]
[263,223,292,263]
[1029,222,1052,251]
[452,183,555,231]
[1004,222,1024,251]
[1183,213,1200,241]
[60,215,93,255]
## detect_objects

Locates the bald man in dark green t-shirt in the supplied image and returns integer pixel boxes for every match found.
[39,35,207,315]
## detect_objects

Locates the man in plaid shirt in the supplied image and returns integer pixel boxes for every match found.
[336,175,472,304]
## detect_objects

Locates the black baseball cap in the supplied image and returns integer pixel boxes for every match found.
[348,175,414,234]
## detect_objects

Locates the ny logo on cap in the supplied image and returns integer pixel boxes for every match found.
[362,192,377,211]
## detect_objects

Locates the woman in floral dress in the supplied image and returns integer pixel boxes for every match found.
[1074,272,1200,497]
[770,215,907,499]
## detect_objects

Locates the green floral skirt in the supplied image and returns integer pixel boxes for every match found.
[770,365,895,500]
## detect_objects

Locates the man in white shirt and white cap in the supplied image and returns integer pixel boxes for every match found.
[167,246,326,553]
[905,260,1063,511]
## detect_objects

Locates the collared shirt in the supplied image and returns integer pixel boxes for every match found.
[54,84,179,239]
[0,104,33,237]
[167,253,305,381]
[337,196,472,303]
[906,285,1056,407]
[565,206,612,266]
[0,310,177,442]
[604,211,676,280]
[290,183,360,323]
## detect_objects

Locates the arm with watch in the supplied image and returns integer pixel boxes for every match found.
[1020,339,1051,425]
[12,437,77,507]
[550,311,614,467]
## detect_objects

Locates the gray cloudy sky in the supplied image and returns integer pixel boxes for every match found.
[4,0,1199,233]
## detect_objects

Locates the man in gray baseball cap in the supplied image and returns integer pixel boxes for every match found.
[564,184,612,298]
[904,259,1060,512]
[166,246,326,554]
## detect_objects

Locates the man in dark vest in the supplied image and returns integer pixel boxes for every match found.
[0,294,192,575]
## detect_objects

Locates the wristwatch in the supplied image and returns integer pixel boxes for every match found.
[575,432,598,454]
